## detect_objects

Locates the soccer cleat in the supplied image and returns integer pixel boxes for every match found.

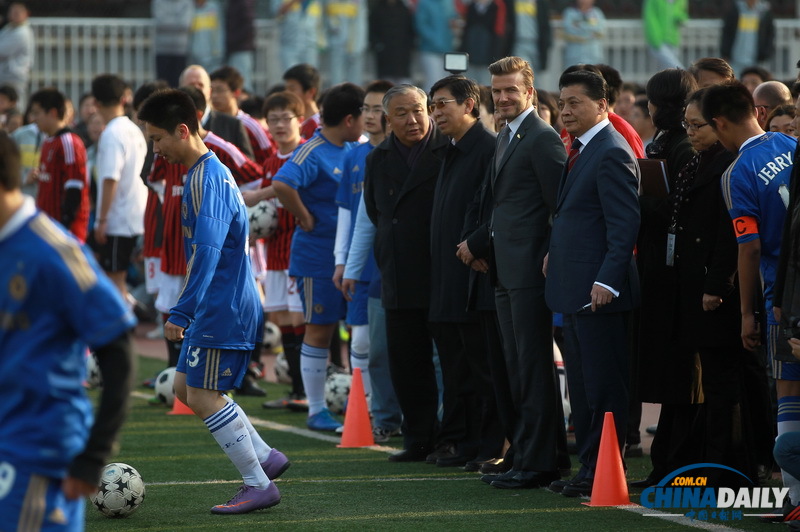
[307,408,342,432]
[260,449,291,480]
[210,483,281,514]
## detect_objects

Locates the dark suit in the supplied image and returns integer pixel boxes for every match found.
[202,110,255,161]
[545,122,640,479]
[490,108,567,475]
[364,126,449,452]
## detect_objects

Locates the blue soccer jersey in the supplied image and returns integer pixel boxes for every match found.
[336,141,376,283]
[0,198,135,476]
[169,151,262,349]
[273,131,354,278]
[722,131,797,325]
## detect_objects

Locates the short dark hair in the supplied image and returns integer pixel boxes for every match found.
[739,65,773,83]
[536,89,560,126]
[559,70,608,102]
[0,84,18,103]
[177,85,206,115]
[263,91,304,118]
[92,74,129,107]
[595,64,623,106]
[690,57,735,82]
[210,66,244,92]
[646,69,698,131]
[429,75,481,118]
[320,83,365,127]
[479,85,494,114]
[0,131,21,191]
[766,103,796,128]
[265,83,286,97]
[29,88,67,120]
[685,87,709,109]
[283,63,320,93]
[701,81,755,127]
[240,96,264,119]
[138,89,199,134]
[365,79,394,96]
[133,80,169,111]
[633,98,651,118]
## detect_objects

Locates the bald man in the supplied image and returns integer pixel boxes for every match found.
[753,80,793,130]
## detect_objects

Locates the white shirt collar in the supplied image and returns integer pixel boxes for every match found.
[0,195,36,242]
[506,105,536,137]
[575,118,611,152]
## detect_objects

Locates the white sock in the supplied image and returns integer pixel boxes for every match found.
[301,343,329,416]
[222,394,272,462]
[205,401,270,489]
[778,396,800,503]
[350,325,371,398]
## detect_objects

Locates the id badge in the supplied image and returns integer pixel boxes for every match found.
[666,232,676,266]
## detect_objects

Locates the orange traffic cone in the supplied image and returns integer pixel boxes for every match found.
[583,411,631,507]
[337,368,375,448]
[168,396,194,416]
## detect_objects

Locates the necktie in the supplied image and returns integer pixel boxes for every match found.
[568,138,582,172]
[495,125,511,171]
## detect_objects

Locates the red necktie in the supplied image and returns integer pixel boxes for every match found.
[568,139,582,172]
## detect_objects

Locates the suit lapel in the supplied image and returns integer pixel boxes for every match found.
[492,112,534,187]
[395,129,448,205]
[556,125,610,209]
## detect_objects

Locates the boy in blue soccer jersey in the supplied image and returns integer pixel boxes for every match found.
[272,82,366,432]
[0,131,135,531]
[702,81,800,508]
[137,89,289,515]
[334,80,392,406]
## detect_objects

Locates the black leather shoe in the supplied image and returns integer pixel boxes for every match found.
[479,458,511,475]
[465,458,492,472]
[236,375,266,397]
[437,454,473,467]
[425,443,456,464]
[388,446,431,462]
[480,469,518,485]
[629,477,658,489]
[549,474,585,494]
[562,479,593,497]
[491,470,560,489]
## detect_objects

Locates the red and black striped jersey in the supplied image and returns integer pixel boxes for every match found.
[237,110,275,166]
[262,149,300,271]
[300,113,321,140]
[36,129,89,242]
[204,131,264,187]
[157,155,189,275]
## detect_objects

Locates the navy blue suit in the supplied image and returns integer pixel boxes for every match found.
[545,122,640,478]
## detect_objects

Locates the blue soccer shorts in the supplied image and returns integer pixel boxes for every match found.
[176,343,250,390]
[297,276,347,325]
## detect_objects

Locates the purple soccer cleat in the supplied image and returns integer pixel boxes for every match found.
[260,448,291,480]
[210,483,281,514]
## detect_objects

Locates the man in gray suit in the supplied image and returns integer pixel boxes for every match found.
[545,70,640,498]
[476,56,568,489]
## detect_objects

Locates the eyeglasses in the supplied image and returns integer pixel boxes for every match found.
[428,99,457,112]
[360,105,383,115]
[266,115,297,125]
[681,120,709,131]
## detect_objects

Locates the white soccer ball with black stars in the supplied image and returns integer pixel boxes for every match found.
[90,462,146,518]
[274,351,292,384]
[85,352,103,389]
[263,321,281,350]
[325,372,352,414]
[247,200,279,240]
[154,367,177,406]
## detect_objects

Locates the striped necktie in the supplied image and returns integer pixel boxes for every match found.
[495,125,511,171]
[568,138,582,172]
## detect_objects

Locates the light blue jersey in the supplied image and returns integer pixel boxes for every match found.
[273,131,354,278]
[170,151,262,349]
[336,141,376,283]
[0,198,135,476]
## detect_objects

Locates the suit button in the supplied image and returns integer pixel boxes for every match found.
[554,213,559,219]
[389,189,394,195]
[392,218,398,224]
[695,238,701,243]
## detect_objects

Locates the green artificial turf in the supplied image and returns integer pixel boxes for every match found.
[83,356,774,531]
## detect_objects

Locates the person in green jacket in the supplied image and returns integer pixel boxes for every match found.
[643,0,688,70]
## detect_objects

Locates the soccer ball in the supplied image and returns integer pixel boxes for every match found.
[247,200,279,240]
[86,352,103,389]
[90,462,146,518]
[274,351,292,384]
[325,372,352,414]
[154,367,177,406]
[263,321,281,350]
